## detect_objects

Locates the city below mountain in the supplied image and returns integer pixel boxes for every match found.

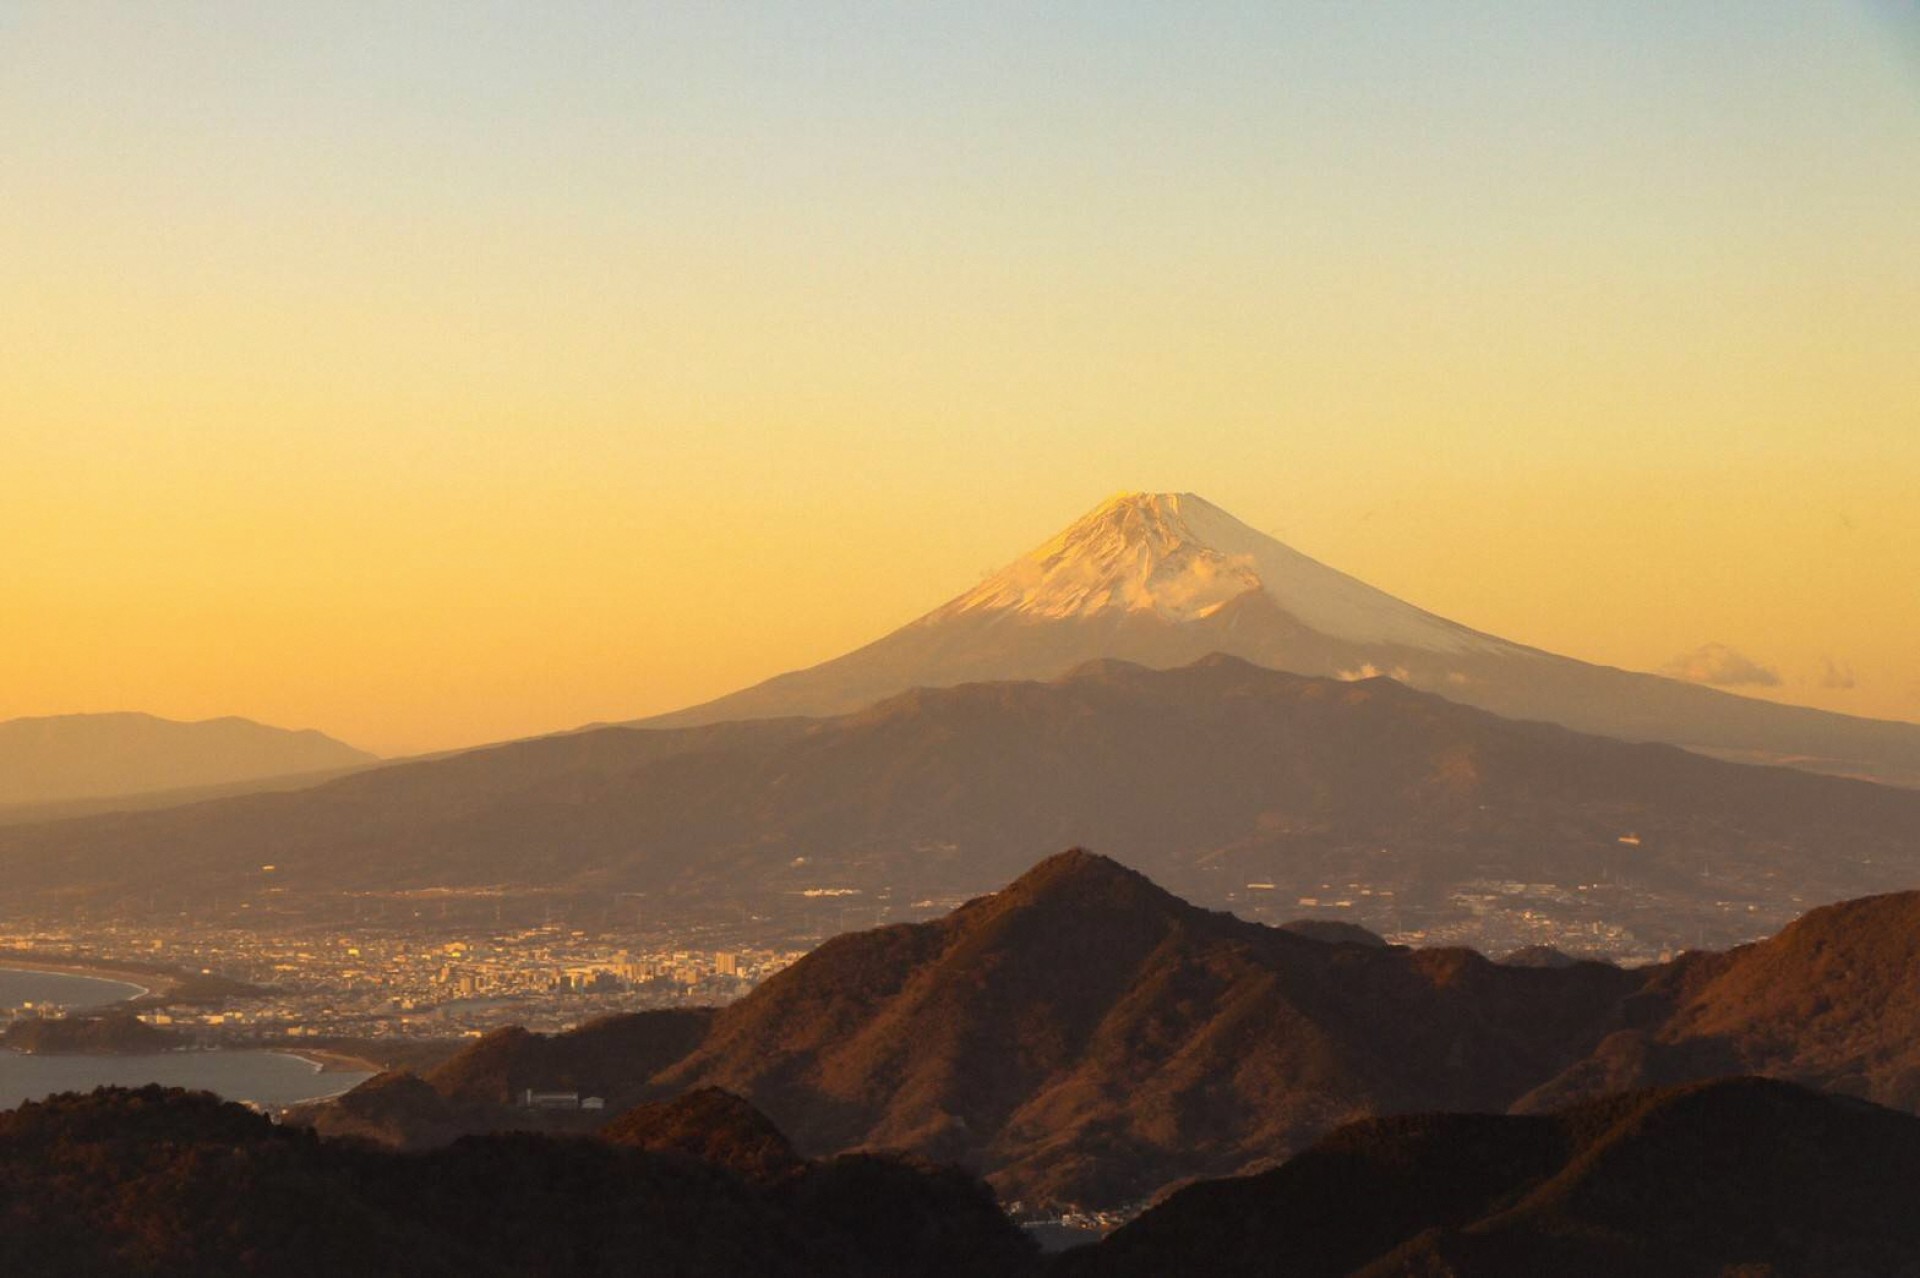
[639,492,1920,788]
[4,657,1918,954]
[0,711,376,811]
[310,851,1920,1214]
[22,847,1914,1275]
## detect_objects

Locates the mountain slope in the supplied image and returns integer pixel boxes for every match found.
[0,1086,1037,1278]
[650,851,1643,1206]
[1061,1078,1920,1278]
[641,492,1920,787]
[0,711,375,807]
[344,856,1920,1211]
[1520,890,1920,1114]
[3,657,1917,949]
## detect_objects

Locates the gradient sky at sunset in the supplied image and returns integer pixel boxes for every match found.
[5,2,1917,755]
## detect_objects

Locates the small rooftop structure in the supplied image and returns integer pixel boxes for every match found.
[521,1088,581,1110]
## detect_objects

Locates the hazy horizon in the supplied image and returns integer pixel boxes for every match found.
[6,2,1916,754]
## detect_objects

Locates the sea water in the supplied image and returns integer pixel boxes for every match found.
[1,966,371,1109]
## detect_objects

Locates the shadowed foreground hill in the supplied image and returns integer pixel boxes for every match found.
[1060,1077,1920,1278]
[603,1086,811,1183]
[645,852,1643,1206]
[426,1008,715,1107]
[0,1086,1036,1278]
[322,852,1642,1206]
[369,854,1920,1210]
[7,657,1920,952]
[303,1009,716,1148]
[1521,889,1920,1114]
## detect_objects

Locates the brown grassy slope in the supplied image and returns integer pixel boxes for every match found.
[653,850,1642,1206]
[1522,891,1920,1114]
[425,1008,715,1107]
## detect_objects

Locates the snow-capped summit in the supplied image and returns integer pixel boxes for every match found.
[942,491,1507,654]
[947,492,1256,623]
[638,491,1920,788]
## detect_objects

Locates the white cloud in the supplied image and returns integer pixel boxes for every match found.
[1660,643,1782,689]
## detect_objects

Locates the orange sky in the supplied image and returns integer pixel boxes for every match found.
[3,4,1915,755]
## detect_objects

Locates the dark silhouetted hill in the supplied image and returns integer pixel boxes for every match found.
[303,1009,716,1148]
[603,1086,808,1182]
[1280,919,1391,947]
[426,1008,715,1108]
[1500,944,1581,968]
[0,1085,1037,1278]
[1060,1077,1920,1278]
[0,1012,183,1055]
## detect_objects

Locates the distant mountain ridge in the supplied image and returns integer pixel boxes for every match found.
[639,492,1920,787]
[3,657,1916,950]
[0,711,374,807]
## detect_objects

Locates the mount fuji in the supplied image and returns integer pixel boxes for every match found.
[645,492,1920,787]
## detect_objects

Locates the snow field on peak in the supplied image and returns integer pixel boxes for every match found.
[946,492,1513,655]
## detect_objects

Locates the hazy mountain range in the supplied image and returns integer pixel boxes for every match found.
[319,851,1920,1212]
[642,492,1920,788]
[10,489,1912,839]
[0,711,374,811]
[5,657,1917,948]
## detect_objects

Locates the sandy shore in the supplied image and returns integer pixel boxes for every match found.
[0,957,172,1001]
[275,1047,383,1075]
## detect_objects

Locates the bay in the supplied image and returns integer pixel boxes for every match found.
[1,966,371,1108]
[0,1049,371,1110]
[0,966,147,1011]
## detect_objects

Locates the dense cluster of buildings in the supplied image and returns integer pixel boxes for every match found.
[0,919,806,1041]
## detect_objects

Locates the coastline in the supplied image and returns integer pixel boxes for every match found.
[1,1046,380,1110]
[0,960,161,1002]
[274,1047,384,1076]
